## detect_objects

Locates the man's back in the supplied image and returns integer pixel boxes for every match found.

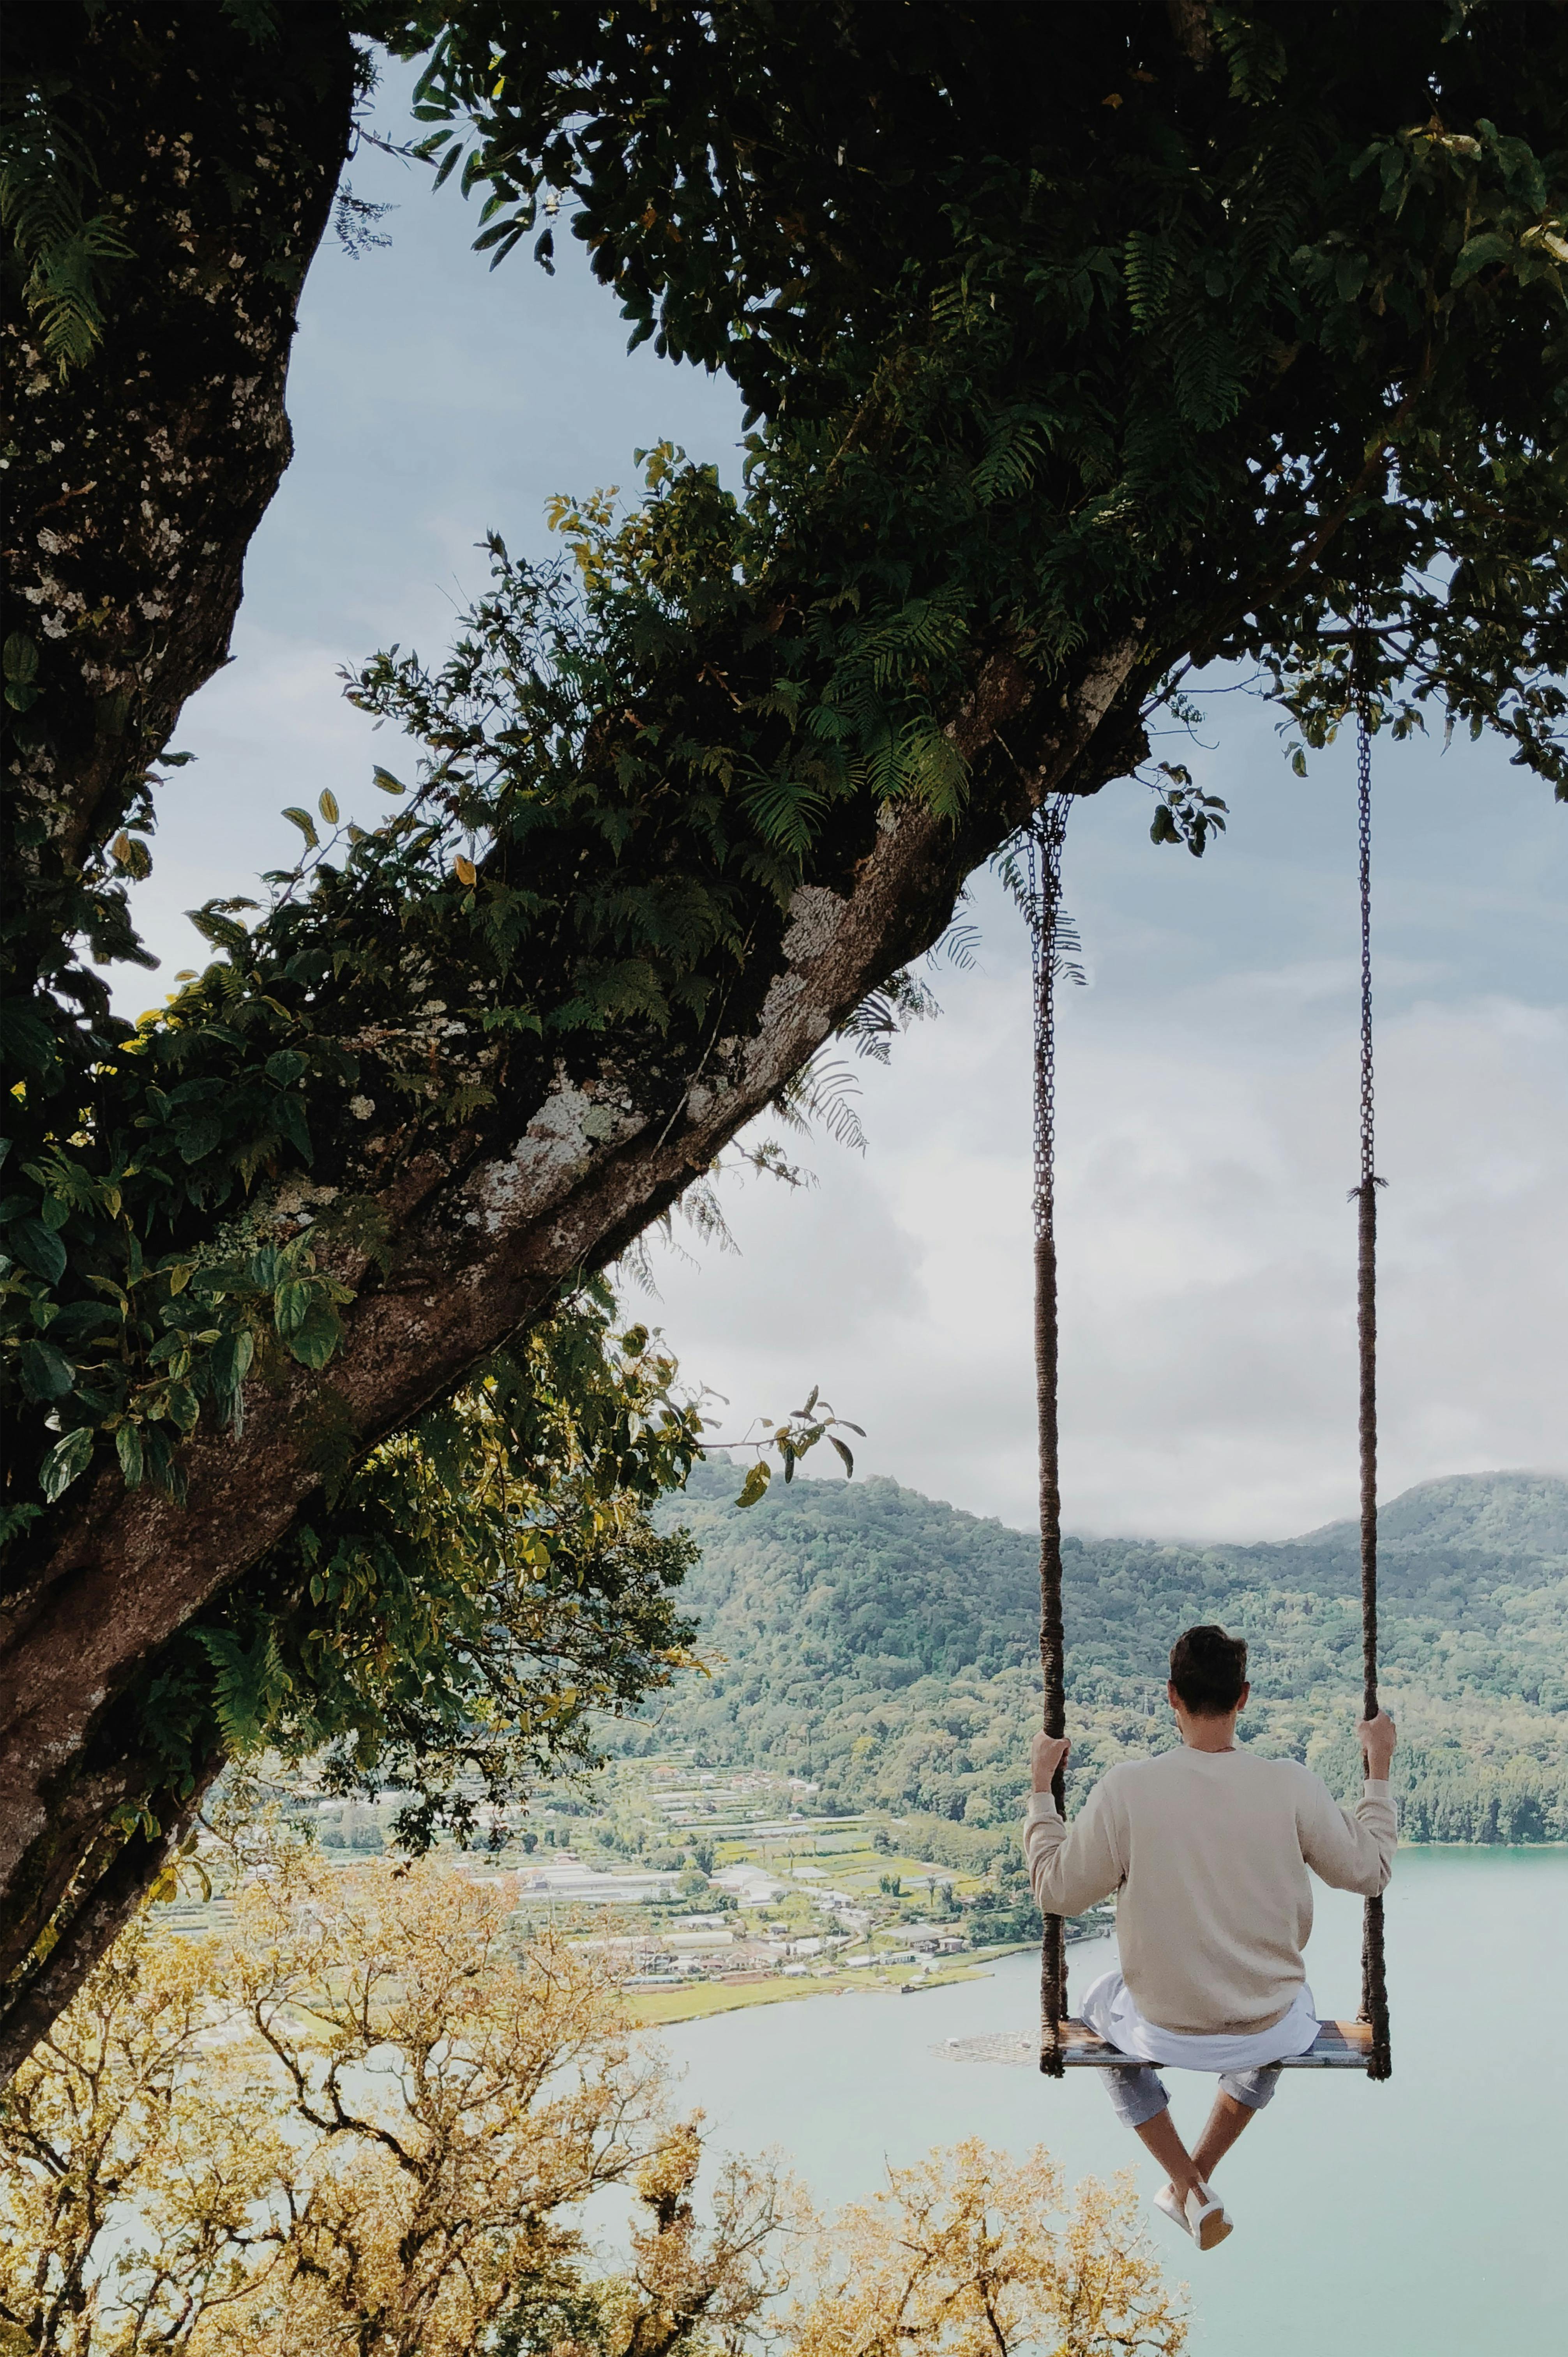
[1024,1746,1396,2035]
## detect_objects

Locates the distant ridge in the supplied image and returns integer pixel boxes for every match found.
[1296,1469,1568,1560]
[638,1467,1568,1845]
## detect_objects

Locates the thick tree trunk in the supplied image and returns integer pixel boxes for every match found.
[0,629,1147,2057]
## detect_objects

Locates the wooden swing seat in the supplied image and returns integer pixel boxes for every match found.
[943,2018,1375,2070]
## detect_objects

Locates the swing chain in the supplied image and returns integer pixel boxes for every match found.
[1353,599,1393,2081]
[1028,797,1072,2075]
[1028,799,1070,1247]
[1356,617,1377,1199]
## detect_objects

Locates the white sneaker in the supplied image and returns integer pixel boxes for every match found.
[1155,2182,1233,2251]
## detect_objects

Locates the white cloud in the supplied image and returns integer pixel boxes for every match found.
[645,876,1566,1544]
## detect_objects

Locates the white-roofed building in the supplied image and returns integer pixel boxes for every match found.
[710,1864,786,1903]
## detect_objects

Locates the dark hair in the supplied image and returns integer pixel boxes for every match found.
[1169,1625,1248,1716]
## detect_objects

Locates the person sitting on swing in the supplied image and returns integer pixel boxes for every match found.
[1025,1622,1397,2252]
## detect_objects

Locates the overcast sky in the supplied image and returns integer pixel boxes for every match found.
[114,79,1566,1544]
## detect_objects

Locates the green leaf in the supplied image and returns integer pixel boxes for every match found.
[190,1625,291,1752]
[281,806,320,849]
[274,1278,313,1337]
[175,1115,223,1164]
[40,1427,94,1502]
[272,1094,312,1162]
[318,788,340,824]
[264,1050,308,1087]
[165,1379,200,1434]
[17,1339,75,1400]
[829,1434,856,1478]
[38,1194,69,1232]
[1450,230,1514,287]
[4,632,40,687]
[186,908,250,952]
[116,1422,145,1488]
[284,1297,343,1369]
[9,1217,66,1284]
[372,766,406,796]
[735,1461,772,1509]
[4,633,40,712]
[208,1330,254,1394]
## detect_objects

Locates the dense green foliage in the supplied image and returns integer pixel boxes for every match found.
[397,0,1568,776]
[622,1465,1568,1846]
[144,1289,707,1847]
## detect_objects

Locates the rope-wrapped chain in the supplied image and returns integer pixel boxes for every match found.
[1027,643,1392,2082]
[1028,797,1072,2077]
[1354,607,1393,2082]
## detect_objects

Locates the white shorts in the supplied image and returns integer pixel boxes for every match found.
[1079,1968,1321,2072]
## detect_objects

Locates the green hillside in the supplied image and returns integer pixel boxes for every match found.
[626,1466,1568,1843]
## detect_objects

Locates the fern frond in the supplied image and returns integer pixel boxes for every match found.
[1123,229,1175,326]
[895,714,968,816]
[930,920,981,972]
[838,967,939,1063]
[991,834,1087,984]
[0,92,134,375]
[191,1625,293,1753]
[1170,319,1243,431]
[971,409,1051,507]
[738,766,829,854]
[775,1052,867,1154]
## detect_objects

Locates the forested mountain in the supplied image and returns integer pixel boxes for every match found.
[630,1467,1568,1843]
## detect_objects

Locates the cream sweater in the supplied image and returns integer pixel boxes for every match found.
[1023,1747,1397,2035]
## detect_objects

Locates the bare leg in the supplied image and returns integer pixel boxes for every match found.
[1191,2090,1258,2182]
[1131,2104,1210,2206]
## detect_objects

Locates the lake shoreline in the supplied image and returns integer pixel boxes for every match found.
[630,1849,1563,2026]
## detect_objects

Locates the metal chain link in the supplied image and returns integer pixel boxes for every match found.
[1028,797,1072,2074]
[1029,798,1070,1249]
[1353,601,1392,2081]
[1357,628,1377,1198]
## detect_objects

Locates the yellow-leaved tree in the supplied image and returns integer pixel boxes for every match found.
[0,1846,1183,2357]
[787,2141,1185,2357]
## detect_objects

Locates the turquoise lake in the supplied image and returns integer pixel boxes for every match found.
[656,1850,1566,2355]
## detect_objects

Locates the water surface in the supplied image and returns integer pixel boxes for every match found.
[658,1850,1565,2354]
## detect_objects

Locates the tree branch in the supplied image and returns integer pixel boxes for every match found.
[0,636,1143,2026]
